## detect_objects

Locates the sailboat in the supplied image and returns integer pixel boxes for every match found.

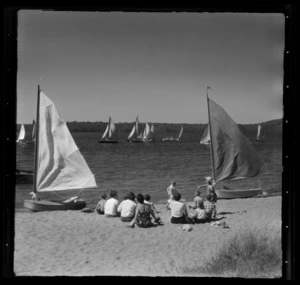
[162,126,183,142]
[255,124,265,141]
[23,85,97,211]
[16,124,26,144]
[98,117,118,143]
[143,123,155,142]
[204,87,266,199]
[127,116,143,142]
[16,121,35,182]
[200,125,210,145]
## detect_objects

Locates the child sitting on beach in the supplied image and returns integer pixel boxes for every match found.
[144,194,159,214]
[104,190,120,218]
[204,193,217,221]
[95,193,107,215]
[167,191,194,224]
[189,190,204,210]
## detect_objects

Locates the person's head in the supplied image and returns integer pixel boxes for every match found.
[123,195,128,201]
[136,193,144,204]
[109,190,118,198]
[171,180,176,186]
[195,190,201,197]
[127,192,136,201]
[205,176,213,184]
[101,193,107,200]
[144,194,151,201]
[206,193,213,202]
[172,190,181,201]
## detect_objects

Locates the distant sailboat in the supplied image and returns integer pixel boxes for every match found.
[127,116,143,142]
[255,124,265,141]
[24,85,97,211]
[162,126,183,142]
[143,123,154,142]
[98,117,118,143]
[16,124,26,143]
[204,87,266,199]
[200,125,210,145]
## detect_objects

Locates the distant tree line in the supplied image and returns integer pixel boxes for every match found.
[16,118,282,141]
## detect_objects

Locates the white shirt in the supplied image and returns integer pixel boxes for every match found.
[117,199,137,218]
[168,200,187,218]
[195,208,206,219]
[104,198,119,216]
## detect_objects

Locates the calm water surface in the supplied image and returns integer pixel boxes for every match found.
[16,132,282,210]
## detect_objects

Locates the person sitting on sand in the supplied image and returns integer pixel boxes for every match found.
[104,190,120,218]
[189,190,204,210]
[167,191,194,224]
[192,200,207,224]
[129,193,161,228]
[95,193,107,215]
[144,194,159,214]
[117,192,137,222]
[204,193,217,221]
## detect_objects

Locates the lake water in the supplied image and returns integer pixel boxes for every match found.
[16,132,282,210]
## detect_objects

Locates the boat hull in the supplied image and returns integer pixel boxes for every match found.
[215,188,261,199]
[130,139,144,142]
[24,199,86,212]
[98,140,118,143]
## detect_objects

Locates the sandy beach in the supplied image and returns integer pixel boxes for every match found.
[14,196,282,277]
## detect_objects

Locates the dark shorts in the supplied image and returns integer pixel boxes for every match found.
[171,215,195,224]
[120,216,134,222]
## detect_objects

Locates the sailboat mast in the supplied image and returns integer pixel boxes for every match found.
[206,87,216,181]
[33,85,41,193]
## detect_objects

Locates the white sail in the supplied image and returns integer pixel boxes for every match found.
[17,124,25,142]
[128,125,136,140]
[36,91,97,192]
[101,124,109,140]
[128,116,140,140]
[207,97,265,182]
[143,123,151,140]
[108,117,116,139]
[256,124,265,140]
[177,126,183,140]
[200,125,210,144]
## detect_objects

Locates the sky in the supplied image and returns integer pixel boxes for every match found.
[17,10,284,124]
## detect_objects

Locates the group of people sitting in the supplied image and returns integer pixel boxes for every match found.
[95,190,162,228]
[166,177,218,224]
[94,176,218,228]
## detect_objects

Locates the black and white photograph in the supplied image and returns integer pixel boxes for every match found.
[4,6,295,278]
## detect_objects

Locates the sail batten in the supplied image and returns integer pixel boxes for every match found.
[208,98,265,183]
[36,91,97,192]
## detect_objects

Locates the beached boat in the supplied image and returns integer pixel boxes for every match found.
[204,87,265,199]
[98,117,118,143]
[162,126,183,142]
[200,125,210,145]
[127,116,143,142]
[255,124,265,141]
[23,85,97,212]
